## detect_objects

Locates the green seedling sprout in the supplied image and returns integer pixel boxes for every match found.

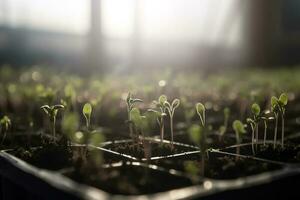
[261,110,274,146]
[41,104,64,141]
[246,118,256,155]
[164,98,180,148]
[83,103,92,131]
[232,120,246,157]
[148,95,168,142]
[188,124,206,176]
[246,103,261,154]
[196,103,205,127]
[251,103,260,150]
[130,108,147,139]
[125,92,143,138]
[0,115,11,145]
[219,107,230,140]
[271,93,288,148]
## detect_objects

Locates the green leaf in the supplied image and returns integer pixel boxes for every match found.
[219,125,226,136]
[62,113,79,136]
[0,115,11,131]
[40,105,51,115]
[196,102,205,116]
[89,130,105,146]
[271,96,278,109]
[130,108,142,126]
[164,101,171,109]
[172,99,180,109]
[130,98,143,104]
[53,104,64,110]
[232,120,246,134]
[159,95,167,105]
[246,118,255,124]
[83,103,92,117]
[251,103,260,116]
[279,93,288,106]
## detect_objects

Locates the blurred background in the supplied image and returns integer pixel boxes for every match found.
[0,0,300,72]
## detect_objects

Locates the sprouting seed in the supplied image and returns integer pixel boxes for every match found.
[232,120,246,156]
[0,115,11,145]
[165,98,180,148]
[41,104,64,141]
[83,103,92,131]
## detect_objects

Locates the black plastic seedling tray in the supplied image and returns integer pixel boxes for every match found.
[0,138,300,200]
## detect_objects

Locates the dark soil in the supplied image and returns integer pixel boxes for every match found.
[65,163,194,195]
[152,152,282,180]
[102,139,197,159]
[223,143,300,163]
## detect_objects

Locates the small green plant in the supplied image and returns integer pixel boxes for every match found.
[261,110,274,146]
[130,107,148,139]
[232,120,246,156]
[83,103,92,131]
[246,103,261,154]
[148,95,168,142]
[125,92,142,138]
[271,93,288,148]
[196,103,205,127]
[40,104,64,141]
[164,98,180,148]
[219,107,230,140]
[0,115,11,145]
[188,124,206,176]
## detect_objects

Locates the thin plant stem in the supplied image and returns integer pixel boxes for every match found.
[273,114,278,149]
[251,127,255,155]
[263,121,267,146]
[236,132,240,156]
[128,108,133,138]
[160,117,164,142]
[52,117,56,141]
[170,116,174,148]
[281,114,285,148]
[255,124,258,151]
[1,131,6,146]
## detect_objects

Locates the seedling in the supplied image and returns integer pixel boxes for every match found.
[246,103,261,154]
[130,108,148,139]
[271,93,288,148]
[40,104,64,141]
[261,110,274,146]
[196,103,206,127]
[232,120,246,156]
[164,98,180,147]
[0,115,11,145]
[125,92,142,138]
[83,103,92,131]
[252,103,260,150]
[148,95,168,142]
[219,107,230,140]
[188,124,206,176]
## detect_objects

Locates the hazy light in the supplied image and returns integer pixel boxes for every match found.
[1,0,90,35]
[101,0,135,38]
[158,80,167,87]
[75,131,83,140]
[204,180,213,190]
